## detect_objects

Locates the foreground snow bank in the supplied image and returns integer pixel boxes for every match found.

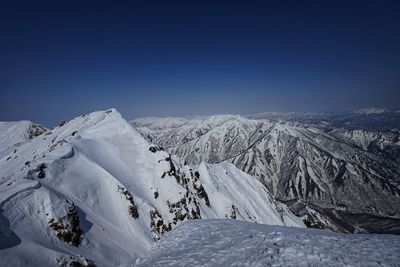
[136,219,400,267]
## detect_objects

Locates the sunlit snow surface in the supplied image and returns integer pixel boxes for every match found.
[136,219,400,267]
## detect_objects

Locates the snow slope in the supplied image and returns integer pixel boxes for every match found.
[137,219,400,267]
[0,109,303,266]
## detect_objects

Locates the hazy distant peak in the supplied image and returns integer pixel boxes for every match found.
[354,107,387,114]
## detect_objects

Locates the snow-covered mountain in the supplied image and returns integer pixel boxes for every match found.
[137,219,400,266]
[0,121,46,159]
[0,109,303,266]
[132,114,400,234]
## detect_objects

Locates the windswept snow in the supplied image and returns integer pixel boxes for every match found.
[136,219,400,267]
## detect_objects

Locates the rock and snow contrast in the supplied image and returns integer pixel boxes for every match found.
[132,113,400,234]
[137,219,400,267]
[0,109,303,266]
[1,108,400,266]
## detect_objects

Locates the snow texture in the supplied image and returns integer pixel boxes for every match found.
[137,219,400,267]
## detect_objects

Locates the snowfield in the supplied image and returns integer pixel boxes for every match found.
[136,219,400,267]
[0,109,303,266]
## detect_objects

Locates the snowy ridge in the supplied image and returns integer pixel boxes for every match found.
[136,219,400,266]
[132,114,400,234]
[0,109,303,266]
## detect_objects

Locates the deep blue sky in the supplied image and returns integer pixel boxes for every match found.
[1,0,400,126]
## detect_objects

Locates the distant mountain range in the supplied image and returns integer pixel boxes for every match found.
[132,109,400,234]
[248,108,400,130]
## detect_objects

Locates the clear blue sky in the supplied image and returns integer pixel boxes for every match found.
[1,0,399,126]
